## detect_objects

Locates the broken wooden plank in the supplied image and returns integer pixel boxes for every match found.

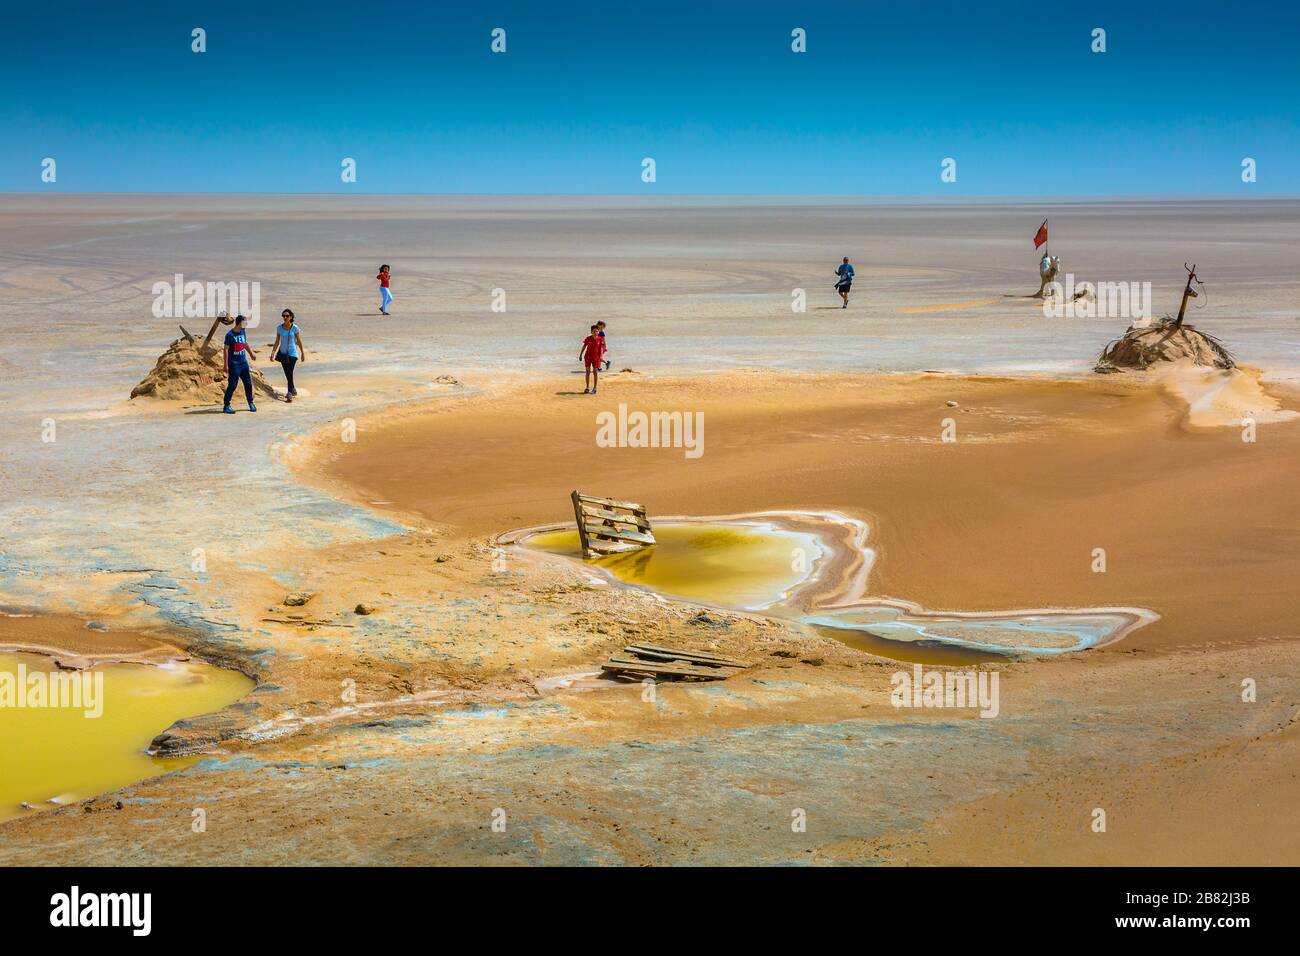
[605,668,740,683]
[587,546,639,558]
[586,536,643,551]
[628,642,742,662]
[607,669,729,682]
[603,658,742,679]
[587,525,655,546]
[607,662,742,680]
[607,652,740,670]
[579,505,651,528]
[571,490,594,557]
[261,617,355,627]
[575,493,645,511]
[623,644,745,667]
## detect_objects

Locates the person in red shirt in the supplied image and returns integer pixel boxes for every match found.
[376,264,392,315]
[579,324,605,394]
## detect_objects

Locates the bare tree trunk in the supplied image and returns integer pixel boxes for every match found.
[1173,264,1198,329]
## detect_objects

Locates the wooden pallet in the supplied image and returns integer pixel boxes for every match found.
[571,490,655,558]
[601,643,747,682]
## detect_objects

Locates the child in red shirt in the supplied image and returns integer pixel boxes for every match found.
[580,324,605,394]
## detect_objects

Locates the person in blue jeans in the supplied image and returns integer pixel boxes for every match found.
[376,264,392,315]
[222,314,258,413]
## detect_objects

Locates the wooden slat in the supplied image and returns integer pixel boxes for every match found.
[629,642,743,665]
[587,525,655,546]
[602,658,742,679]
[580,505,651,528]
[261,617,354,628]
[586,541,640,555]
[608,664,741,681]
[606,655,741,672]
[575,493,645,512]
[571,490,593,558]
[608,667,730,680]
[629,641,738,660]
[623,644,744,667]
[587,522,650,538]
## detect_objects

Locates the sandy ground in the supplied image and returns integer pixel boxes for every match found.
[310,371,1300,652]
[1,370,1295,865]
[1,197,1298,865]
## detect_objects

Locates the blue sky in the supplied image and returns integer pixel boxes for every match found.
[2,0,1296,194]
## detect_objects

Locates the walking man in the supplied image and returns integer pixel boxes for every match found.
[835,256,855,308]
[222,314,257,413]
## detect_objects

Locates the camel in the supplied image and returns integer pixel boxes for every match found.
[1036,253,1061,298]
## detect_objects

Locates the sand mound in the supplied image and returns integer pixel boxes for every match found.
[131,326,276,402]
[1095,321,1234,373]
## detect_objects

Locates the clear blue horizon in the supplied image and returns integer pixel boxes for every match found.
[3,0,1296,195]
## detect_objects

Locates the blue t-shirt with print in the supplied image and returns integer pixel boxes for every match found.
[225,327,250,366]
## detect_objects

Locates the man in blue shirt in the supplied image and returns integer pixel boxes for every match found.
[222,314,258,413]
[835,257,855,309]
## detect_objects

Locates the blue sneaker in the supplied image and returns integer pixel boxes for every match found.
[248,403,257,412]
[223,406,235,414]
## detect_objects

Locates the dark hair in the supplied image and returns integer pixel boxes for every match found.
[596,321,606,327]
[590,324,598,331]
[379,264,390,271]
[281,308,295,320]
[234,314,246,325]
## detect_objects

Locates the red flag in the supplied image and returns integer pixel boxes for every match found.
[1033,219,1048,249]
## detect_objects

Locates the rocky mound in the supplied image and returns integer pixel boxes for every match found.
[1095,320,1234,373]
[131,325,276,402]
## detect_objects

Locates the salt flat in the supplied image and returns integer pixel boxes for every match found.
[1,196,1298,865]
[2,196,1297,405]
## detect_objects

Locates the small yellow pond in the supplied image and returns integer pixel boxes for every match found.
[0,653,252,821]
[525,521,823,609]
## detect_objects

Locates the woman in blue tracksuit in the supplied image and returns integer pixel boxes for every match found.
[222,314,258,413]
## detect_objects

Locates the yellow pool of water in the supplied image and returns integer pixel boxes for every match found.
[0,653,252,822]
[526,522,823,609]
